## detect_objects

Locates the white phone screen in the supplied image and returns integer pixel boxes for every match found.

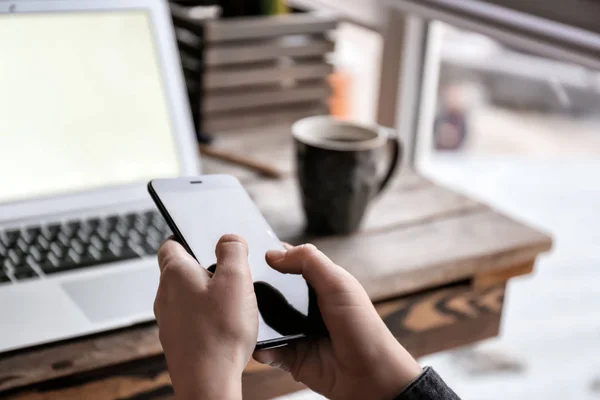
[153,177,320,344]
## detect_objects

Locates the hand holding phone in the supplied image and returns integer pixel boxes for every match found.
[154,234,423,400]
[148,175,324,348]
[149,175,422,400]
[154,235,256,399]
[254,244,423,400]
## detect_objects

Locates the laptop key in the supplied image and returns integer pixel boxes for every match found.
[125,212,138,224]
[90,235,104,251]
[35,235,50,251]
[65,220,81,233]
[134,219,148,234]
[50,242,65,258]
[87,246,102,261]
[41,223,61,240]
[57,230,70,245]
[141,241,159,255]
[7,249,22,265]
[29,246,43,262]
[80,219,94,232]
[70,239,85,255]
[25,256,41,271]
[147,226,162,242]
[107,242,122,257]
[77,231,90,244]
[49,251,62,265]
[16,237,29,252]
[106,215,119,227]
[22,229,39,244]
[109,233,124,247]
[157,225,169,236]
[0,229,19,247]
[115,244,138,259]
[12,260,30,271]
[97,227,110,241]
[128,229,142,244]
[39,253,62,273]
[86,217,101,227]
[2,259,15,273]
[25,227,41,238]
[65,249,82,264]
[115,224,129,237]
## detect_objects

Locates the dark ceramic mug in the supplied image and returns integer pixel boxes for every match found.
[292,116,403,235]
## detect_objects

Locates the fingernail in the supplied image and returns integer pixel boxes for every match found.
[267,249,287,261]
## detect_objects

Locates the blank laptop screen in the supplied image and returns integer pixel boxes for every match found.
[0,11,181,204]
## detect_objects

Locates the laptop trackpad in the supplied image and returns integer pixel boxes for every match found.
[62,268,159,323]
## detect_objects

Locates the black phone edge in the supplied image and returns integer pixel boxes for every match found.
[147,181,198,262]
[146,180,309,350]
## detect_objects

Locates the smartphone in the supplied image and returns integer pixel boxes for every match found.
[148,175,325,349]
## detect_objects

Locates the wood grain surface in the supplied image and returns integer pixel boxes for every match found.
[202,82,331,113]
[380,283,505,358]
[3,358,305,400]
[205,35,334,67]
[312,208,550,301]
[204,60,333,90]
[3,282,505,399]
[203,12,338,42]
[199,145,284,179]
[201,125,298,179]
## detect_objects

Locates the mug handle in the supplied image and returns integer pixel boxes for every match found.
[377,127,403,195]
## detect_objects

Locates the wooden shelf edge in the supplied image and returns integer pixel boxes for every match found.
[0,281,507,396]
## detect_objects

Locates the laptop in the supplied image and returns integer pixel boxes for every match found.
[0,0,200,353]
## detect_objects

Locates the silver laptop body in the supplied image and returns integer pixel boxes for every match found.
[0,0,199,353]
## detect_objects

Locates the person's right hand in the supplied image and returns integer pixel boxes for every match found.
[253,244,423,400]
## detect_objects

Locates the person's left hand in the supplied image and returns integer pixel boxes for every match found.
[154,234,258,400]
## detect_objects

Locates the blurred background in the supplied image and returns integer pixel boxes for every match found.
[278,3,600,400]
[419,24,600,400]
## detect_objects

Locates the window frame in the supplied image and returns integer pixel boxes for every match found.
[377,0,600,168]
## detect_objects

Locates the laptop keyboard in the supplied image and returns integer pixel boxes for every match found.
[0,210,170,283]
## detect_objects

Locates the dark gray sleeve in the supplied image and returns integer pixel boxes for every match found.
[394,367,461,400]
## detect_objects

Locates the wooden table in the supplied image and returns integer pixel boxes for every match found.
[0,125,552,400]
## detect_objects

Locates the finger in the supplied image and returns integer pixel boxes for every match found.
[281,242,294,250]
[265,244,347,294]
[212,234,251,284]
[252,347,296,373]
[157,239,199,274]
[156,239,211,296]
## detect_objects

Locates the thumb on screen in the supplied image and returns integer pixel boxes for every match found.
[213,234,252,285]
